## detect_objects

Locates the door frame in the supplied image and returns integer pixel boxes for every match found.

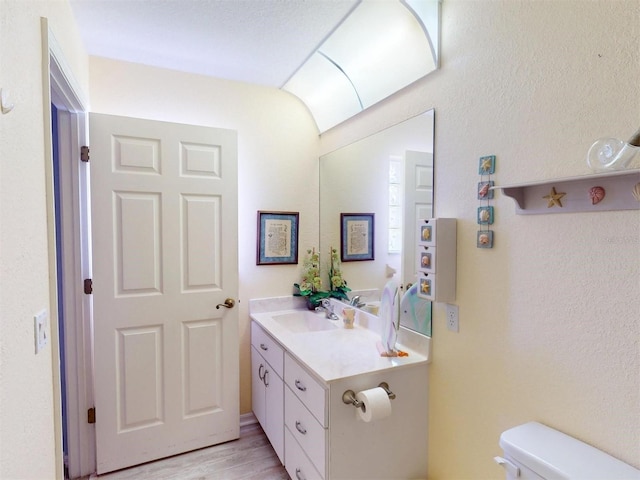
[41,18,95,479]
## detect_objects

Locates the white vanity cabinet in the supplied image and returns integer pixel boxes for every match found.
[250,304,430,480]
[326,364,428,480]
[250,322,284,464]
[283,353,429,480]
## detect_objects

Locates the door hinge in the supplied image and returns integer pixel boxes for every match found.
[83,278,93,295]
[87,407,96,424]
[80,145,90,163]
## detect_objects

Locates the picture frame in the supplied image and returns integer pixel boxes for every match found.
[477,206,494,225]
[476,230,494,249]
[477,180,495,200]
[478,155,496,175]
[256,211,299,265]
[340,213,374,262]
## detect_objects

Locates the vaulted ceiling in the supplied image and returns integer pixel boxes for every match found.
[69,0,359,88]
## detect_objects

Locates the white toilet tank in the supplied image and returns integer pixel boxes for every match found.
[495,422,640,480]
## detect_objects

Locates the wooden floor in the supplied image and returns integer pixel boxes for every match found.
[88,423,289,480]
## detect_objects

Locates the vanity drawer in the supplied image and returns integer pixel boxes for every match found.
[285,387,326,478]
[285,427,323,480]
[285,353,327,426]
[251,322,284,378]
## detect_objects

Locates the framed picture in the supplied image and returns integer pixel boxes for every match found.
[478,155,496,175]
[477,206,494,225]
[256,211,299,265]
[477,180,495,200]
[477,230,494,249]
[340,213,374,262]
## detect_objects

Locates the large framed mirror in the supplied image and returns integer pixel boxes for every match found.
[319,109,435,335]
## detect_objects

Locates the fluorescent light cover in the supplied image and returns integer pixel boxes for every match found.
[283,0,440,132]
[406,0,440,63]
[321,1,434,108]
[284,53,362,133]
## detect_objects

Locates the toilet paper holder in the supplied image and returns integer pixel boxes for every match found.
[342,382,396,409]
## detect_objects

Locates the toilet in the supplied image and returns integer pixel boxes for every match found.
[495,422,640,479]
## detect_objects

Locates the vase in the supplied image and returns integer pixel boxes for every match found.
[306,297,318,310]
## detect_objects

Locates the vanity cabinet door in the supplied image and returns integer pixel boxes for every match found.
[264,363,284,462]
[251,346,266,428]
[250,322,284,464]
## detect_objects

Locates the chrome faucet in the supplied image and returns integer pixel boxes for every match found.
[350,295,365,308]
[318,298,340,320]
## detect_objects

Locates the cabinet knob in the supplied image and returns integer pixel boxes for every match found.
[295,468,306,480]
[260,343,268,351]
[258,364,265,381]
[263,370,269,387]
[294,379,306,392]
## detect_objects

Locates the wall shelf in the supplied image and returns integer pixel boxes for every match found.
[492,169,640,215]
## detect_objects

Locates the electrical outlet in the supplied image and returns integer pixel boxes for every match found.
[446,304,459,332]
[34,309,48,354]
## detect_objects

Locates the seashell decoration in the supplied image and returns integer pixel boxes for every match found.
[589,186,606,205]
[633,182,640,202]
[478,182,490,198]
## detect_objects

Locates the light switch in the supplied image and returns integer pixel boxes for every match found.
[34,309,48,354]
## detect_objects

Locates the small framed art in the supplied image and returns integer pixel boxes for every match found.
[477,206,494,225]
[340,213,374,262]
[477,230,494,248]
[256,211,299,265]
[478,155,496,175]
[477,180,495,200]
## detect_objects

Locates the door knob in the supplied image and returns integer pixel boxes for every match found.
[216,298,235,309]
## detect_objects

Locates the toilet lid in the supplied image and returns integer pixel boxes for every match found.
[499,422,640,479]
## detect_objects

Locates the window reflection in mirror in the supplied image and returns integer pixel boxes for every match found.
[319,110,434,335]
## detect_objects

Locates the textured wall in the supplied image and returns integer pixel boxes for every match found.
[322,0,639,478]
[0,1,89,479]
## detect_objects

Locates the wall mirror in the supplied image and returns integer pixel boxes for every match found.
[319,109,434,335]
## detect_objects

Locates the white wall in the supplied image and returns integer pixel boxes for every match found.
[0,1,89,479]
[322,0,639,478]
[87,57,320,415]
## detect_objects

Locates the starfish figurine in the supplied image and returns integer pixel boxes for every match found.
[543,187,566,208]
[480,157,493,172]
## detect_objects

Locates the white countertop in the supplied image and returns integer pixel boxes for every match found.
[249,297,430,384]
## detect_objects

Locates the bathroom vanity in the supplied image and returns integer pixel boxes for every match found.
[250,297,431,480]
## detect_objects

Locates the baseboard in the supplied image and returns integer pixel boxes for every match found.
[240,412,258,427]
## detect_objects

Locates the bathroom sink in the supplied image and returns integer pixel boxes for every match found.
[272,310,339,333]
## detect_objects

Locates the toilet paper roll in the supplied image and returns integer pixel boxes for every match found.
[355,387,392,422]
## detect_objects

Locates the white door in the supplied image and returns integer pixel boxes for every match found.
[402,150,434,289]
[90,113,239,474]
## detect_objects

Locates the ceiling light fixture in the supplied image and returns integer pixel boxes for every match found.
[283,0,441,133]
